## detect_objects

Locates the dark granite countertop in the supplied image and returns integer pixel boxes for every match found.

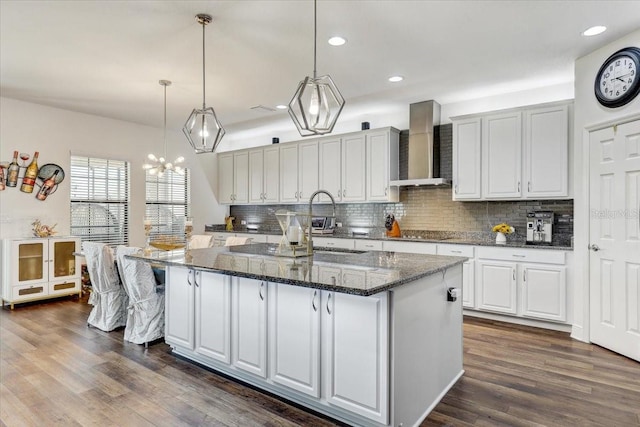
[129,243,466,296]
[205,226,573,251]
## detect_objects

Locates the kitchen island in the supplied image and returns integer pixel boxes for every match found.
[132,243,466,427]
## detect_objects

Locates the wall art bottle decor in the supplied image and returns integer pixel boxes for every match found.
[0,151,64,200]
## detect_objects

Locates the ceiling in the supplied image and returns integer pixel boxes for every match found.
[2,1,639,139]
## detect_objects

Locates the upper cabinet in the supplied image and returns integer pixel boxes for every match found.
[452,101,571,201]
[219,127,399,205]
[218,151,249,204]
[249,146,279,204]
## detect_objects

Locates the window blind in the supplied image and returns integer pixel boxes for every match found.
[145,169,191,243]
[70,156,130,247]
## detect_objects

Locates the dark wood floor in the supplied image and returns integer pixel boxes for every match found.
[1,297,638,427]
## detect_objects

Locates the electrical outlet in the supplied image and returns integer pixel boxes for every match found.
[241,220,247,225]
[336,222,342,227]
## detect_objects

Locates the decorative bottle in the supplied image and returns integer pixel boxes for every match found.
[6,151,20,187]
[20,151,39,193]
[0,164,5,191]
[36,170,59,201]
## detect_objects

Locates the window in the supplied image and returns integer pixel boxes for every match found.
[70,156,130,246]
[145,169,190,243]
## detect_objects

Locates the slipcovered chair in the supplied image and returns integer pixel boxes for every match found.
[224,236,253,246]
[189,234,214,249]
[115,246,165,347]
[83,242,128,331]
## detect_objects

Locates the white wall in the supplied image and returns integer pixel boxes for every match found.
[0,97,227,245]
[571,29,640,342]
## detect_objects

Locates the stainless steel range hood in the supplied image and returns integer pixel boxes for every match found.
[390,100,451,187]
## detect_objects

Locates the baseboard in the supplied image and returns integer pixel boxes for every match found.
[463,310,572,333]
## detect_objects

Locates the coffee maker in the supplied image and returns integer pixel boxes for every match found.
[526,211,554,244]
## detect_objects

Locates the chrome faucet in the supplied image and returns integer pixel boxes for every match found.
[307,189,336,255]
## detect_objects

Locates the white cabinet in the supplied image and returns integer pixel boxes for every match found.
[218,151,249,204]
[232,277,268,378]
[477,260,518,314]
[452,118,482,200]
[318,137,342,202]
[1,237,81,309]
[165,266,195,349]
[194,270,231,363]
[367,129,399,202]
[476,247,567,322]
[521,263,566,322]
[279,141,319,203]
[268,283,320,397]
[324,291,389,424]
[354,239,383,251]
[437,244,475,308]
[482,111,522,199]
[452,101,571,201]
[341,134,366,202]
[312,237,354,250]
[523,104,569,198]
[249,146,279,203]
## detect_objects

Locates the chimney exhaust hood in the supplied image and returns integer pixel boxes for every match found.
[390,100,451,187]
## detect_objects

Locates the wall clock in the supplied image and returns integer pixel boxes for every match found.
[594,46,640,108]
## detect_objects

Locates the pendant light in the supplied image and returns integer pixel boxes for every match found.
[288,0,345,136]
[183,14,225,154]
[143,80,185,177]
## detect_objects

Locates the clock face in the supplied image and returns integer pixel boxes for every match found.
[595,47,640,108]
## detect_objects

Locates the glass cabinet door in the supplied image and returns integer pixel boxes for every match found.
[52,240,77,278]
[17,242,45,282]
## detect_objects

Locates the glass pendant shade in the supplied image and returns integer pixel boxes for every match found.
[289,75,345,136]
[183,106,225,154]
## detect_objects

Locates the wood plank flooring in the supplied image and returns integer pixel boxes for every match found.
[1,297,639,426]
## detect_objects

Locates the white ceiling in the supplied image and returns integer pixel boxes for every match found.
[2,0,639,137]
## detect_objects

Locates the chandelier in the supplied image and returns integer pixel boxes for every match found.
[288,0,345,136]
[183,14,225,153]
[143,80,185,176]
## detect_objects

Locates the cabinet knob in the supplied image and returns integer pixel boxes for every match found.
[589,244,601,252]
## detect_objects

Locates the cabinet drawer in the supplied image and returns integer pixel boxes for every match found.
[49,279,80,296]
[382,240,437,255]
[476,247,565,265]
[313,237,354,250]
[12,283,48,301]
[236,233,267,243]
[354,239,383,251]
[437,244,474,258]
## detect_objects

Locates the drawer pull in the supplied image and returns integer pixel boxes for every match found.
[327,293,332,314]
[312,290,317,312]
[451,250,462,254]
[259,282,265,301]
[512,254,526,258]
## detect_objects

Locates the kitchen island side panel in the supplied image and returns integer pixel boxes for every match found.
[391,264,464,427]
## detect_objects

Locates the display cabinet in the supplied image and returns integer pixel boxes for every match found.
[1,237,81,309]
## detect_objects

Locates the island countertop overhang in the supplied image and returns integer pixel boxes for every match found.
[129,243,467,297]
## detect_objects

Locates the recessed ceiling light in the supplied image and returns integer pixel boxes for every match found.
[328,36,346,46]
[582,26,607,36]
[276,105,287,110]
[388,76,404,83]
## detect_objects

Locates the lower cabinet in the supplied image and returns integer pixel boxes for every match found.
[324,291,389,424]
[232,277,268,377]
[195,270,231,363]
[475,247,567,322]
[269,283,320,397]
[165,266,195,349]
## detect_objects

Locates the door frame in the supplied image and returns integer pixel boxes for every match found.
[574,112,640,343]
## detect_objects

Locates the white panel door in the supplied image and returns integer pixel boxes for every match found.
[482,112,522,199]
[477,261,517,314]
[521,264,566,322]
[280,144,299,203]
[524,105,569,198]
[318,138,342,202]
[462,260,475,308]
[248,149,265,203]
[366,130,390,201]
[195,271,231,363]
[341,134,366,202]
[298,140,319,202]
[269,284,320,397]
[325,291,388,424]
[233,151,249,204]
[232,277,268,377]
[165,266,195,349]
[263,146,280,203]
[589,120,640,362]
[453,118,482,200]
[217,152,234,204]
